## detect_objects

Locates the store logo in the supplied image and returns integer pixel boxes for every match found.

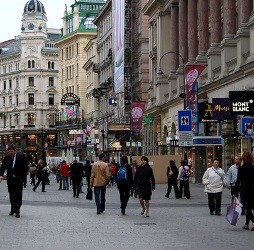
[232,99,253,112]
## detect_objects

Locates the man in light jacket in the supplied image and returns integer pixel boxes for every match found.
[90,153,110,214]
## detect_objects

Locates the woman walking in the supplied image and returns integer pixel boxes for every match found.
[202,158,226,215]
[165,160,179,199]
[134,156,155,217]
[234,152,254,230]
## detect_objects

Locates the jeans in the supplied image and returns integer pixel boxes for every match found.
[62,176,69,190]
[94,186,106,212]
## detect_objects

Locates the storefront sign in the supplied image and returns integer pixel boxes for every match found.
[199,102,215,122]
[229,91,254,115]
[241,117,254,137]
[193,136,223,146]
[212,98,232,121]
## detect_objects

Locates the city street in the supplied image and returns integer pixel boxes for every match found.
[0,177,254,250]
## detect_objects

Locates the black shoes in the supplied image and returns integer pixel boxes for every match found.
[15,213,20,218]
[215,212,222,216]
[42,191,46,192]
[9,211,14,216]
[32,188,36,192]
[165,194,169,198]
[97,210,101,214]
[121,208,125,215]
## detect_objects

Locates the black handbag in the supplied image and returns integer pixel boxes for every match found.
[86,188,93,200]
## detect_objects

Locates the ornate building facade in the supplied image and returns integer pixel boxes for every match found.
[0,0,60,162]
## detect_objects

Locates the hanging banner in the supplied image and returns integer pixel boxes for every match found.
[131,101,146,132]
[185,64,207,134]
[212,98,232,121]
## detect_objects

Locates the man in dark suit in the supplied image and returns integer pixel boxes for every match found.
[0,144,28,218]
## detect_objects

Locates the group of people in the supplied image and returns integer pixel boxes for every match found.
[165,159,192,199]
[90,153,155,217]
[202,153,254,231]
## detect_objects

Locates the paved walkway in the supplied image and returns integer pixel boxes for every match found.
[0,177,254,250]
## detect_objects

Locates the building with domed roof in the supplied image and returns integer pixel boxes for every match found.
[0,0,61,162]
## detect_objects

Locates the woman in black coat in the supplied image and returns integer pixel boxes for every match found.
[133,156,155,217]
[165,160,179,199]
[234,152,254,230]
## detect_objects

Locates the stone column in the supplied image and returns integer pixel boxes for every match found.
[188,0,198,62]
[196,0,209,63]
[220,0,237,77]
[170,4,179,70]
[206,0,222,83]
[179,0,188,63]
[235,0,252,69]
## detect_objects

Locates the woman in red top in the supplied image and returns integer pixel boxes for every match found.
[60,160,70,190]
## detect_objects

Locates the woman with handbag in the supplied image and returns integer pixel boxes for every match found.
[202,158,226,215]
[165,160,179,199]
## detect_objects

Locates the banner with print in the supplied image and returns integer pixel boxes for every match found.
[131,101,146,132]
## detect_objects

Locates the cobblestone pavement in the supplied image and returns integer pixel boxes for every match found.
[0,177,254,250]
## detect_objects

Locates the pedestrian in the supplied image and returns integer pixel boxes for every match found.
[110,159,117,186]
[84,160,92,190]
[178,160,191,199]
[133,156,155,217]
[90,153,110,214]
[69,160,84,198]
[60,160,70,190]
[131,159,139,197]
[165,160,179,199]
[202,158,226,215]
[226,155,242,200]
[116,156,133,215]
[32,159,47,192]
[29,162,37,186]
[234,152,254,230]
[0,144,28,218]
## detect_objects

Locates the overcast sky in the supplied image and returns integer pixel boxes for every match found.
[0,0,74,42]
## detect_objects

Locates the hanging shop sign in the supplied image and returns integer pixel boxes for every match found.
[229,91,254,115]
[241,117,254,137]
[61,93,80,106]
[212,98,232,121]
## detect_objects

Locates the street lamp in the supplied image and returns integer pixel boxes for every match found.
[157,51,186,108]
[157,51,187,161]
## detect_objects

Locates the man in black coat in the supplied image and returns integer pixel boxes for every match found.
[0,144,28,218]
[69,160,84,198]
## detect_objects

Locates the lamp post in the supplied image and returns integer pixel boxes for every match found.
[157,51,187,161]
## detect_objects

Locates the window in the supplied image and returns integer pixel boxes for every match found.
[3,97,6,106]
[27,115,35,125]
[49,77,54,86]
[16,78,19,88]
[28,93,34,105]
[28,60,31,68]
[9,96,12,106]
[9,79,12,89]
[52,62,54,69]
[48,94,54,105]
[32,60,35,68]
[28,77,34,86]
[16,95,19,106]
[3,81,6,90]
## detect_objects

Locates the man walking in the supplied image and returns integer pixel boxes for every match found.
[69,160,84,198]
[0,144,28,218]
[90,153,110,214]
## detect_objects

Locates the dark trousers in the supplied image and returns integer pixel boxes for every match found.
[179,179,190,198]
[86,176,91,190]
[30,174,36,186]
[166,178,179,198]
[8,178,23,213]
[72,178,80,197]
[34,176,46,191]
[119,187,130,210]
[207,192,222,213]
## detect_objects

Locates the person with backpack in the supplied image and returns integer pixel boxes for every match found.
[116,156,133,215]
[178,160,191,199]
[133,156,155,217]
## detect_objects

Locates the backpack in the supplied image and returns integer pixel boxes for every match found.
[181,166,190,179]
[117,166,128,181]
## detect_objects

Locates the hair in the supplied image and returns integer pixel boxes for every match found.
[169,160,175,166]
[86,160,90,164]
[8,144,16,150]
[99,153,106,160]
[212,158,219,163]
[242,152,253,164]
[141,156,149,162]
[181,160,187,165]
[120,155,128,165]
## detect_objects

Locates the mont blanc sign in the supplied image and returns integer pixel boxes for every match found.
[229,91,254,115]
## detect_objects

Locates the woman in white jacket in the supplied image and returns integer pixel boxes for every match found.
[202,158,226,215]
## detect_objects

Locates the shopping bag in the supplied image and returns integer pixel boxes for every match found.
[86,188,93,200]
[226,197,241,226]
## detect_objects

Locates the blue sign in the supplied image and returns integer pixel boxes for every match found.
[109,98,117,106]
[193,136,223,146]
[178,110,192,131]
[241,117,254,137]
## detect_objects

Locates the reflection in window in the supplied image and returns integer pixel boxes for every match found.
[27,113,35,125]
[26,134,37,146]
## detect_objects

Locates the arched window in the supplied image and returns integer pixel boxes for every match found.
[52,62,54,69]
[28,60,31,68]
[32,60,35,68]
[48,62,51,69]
